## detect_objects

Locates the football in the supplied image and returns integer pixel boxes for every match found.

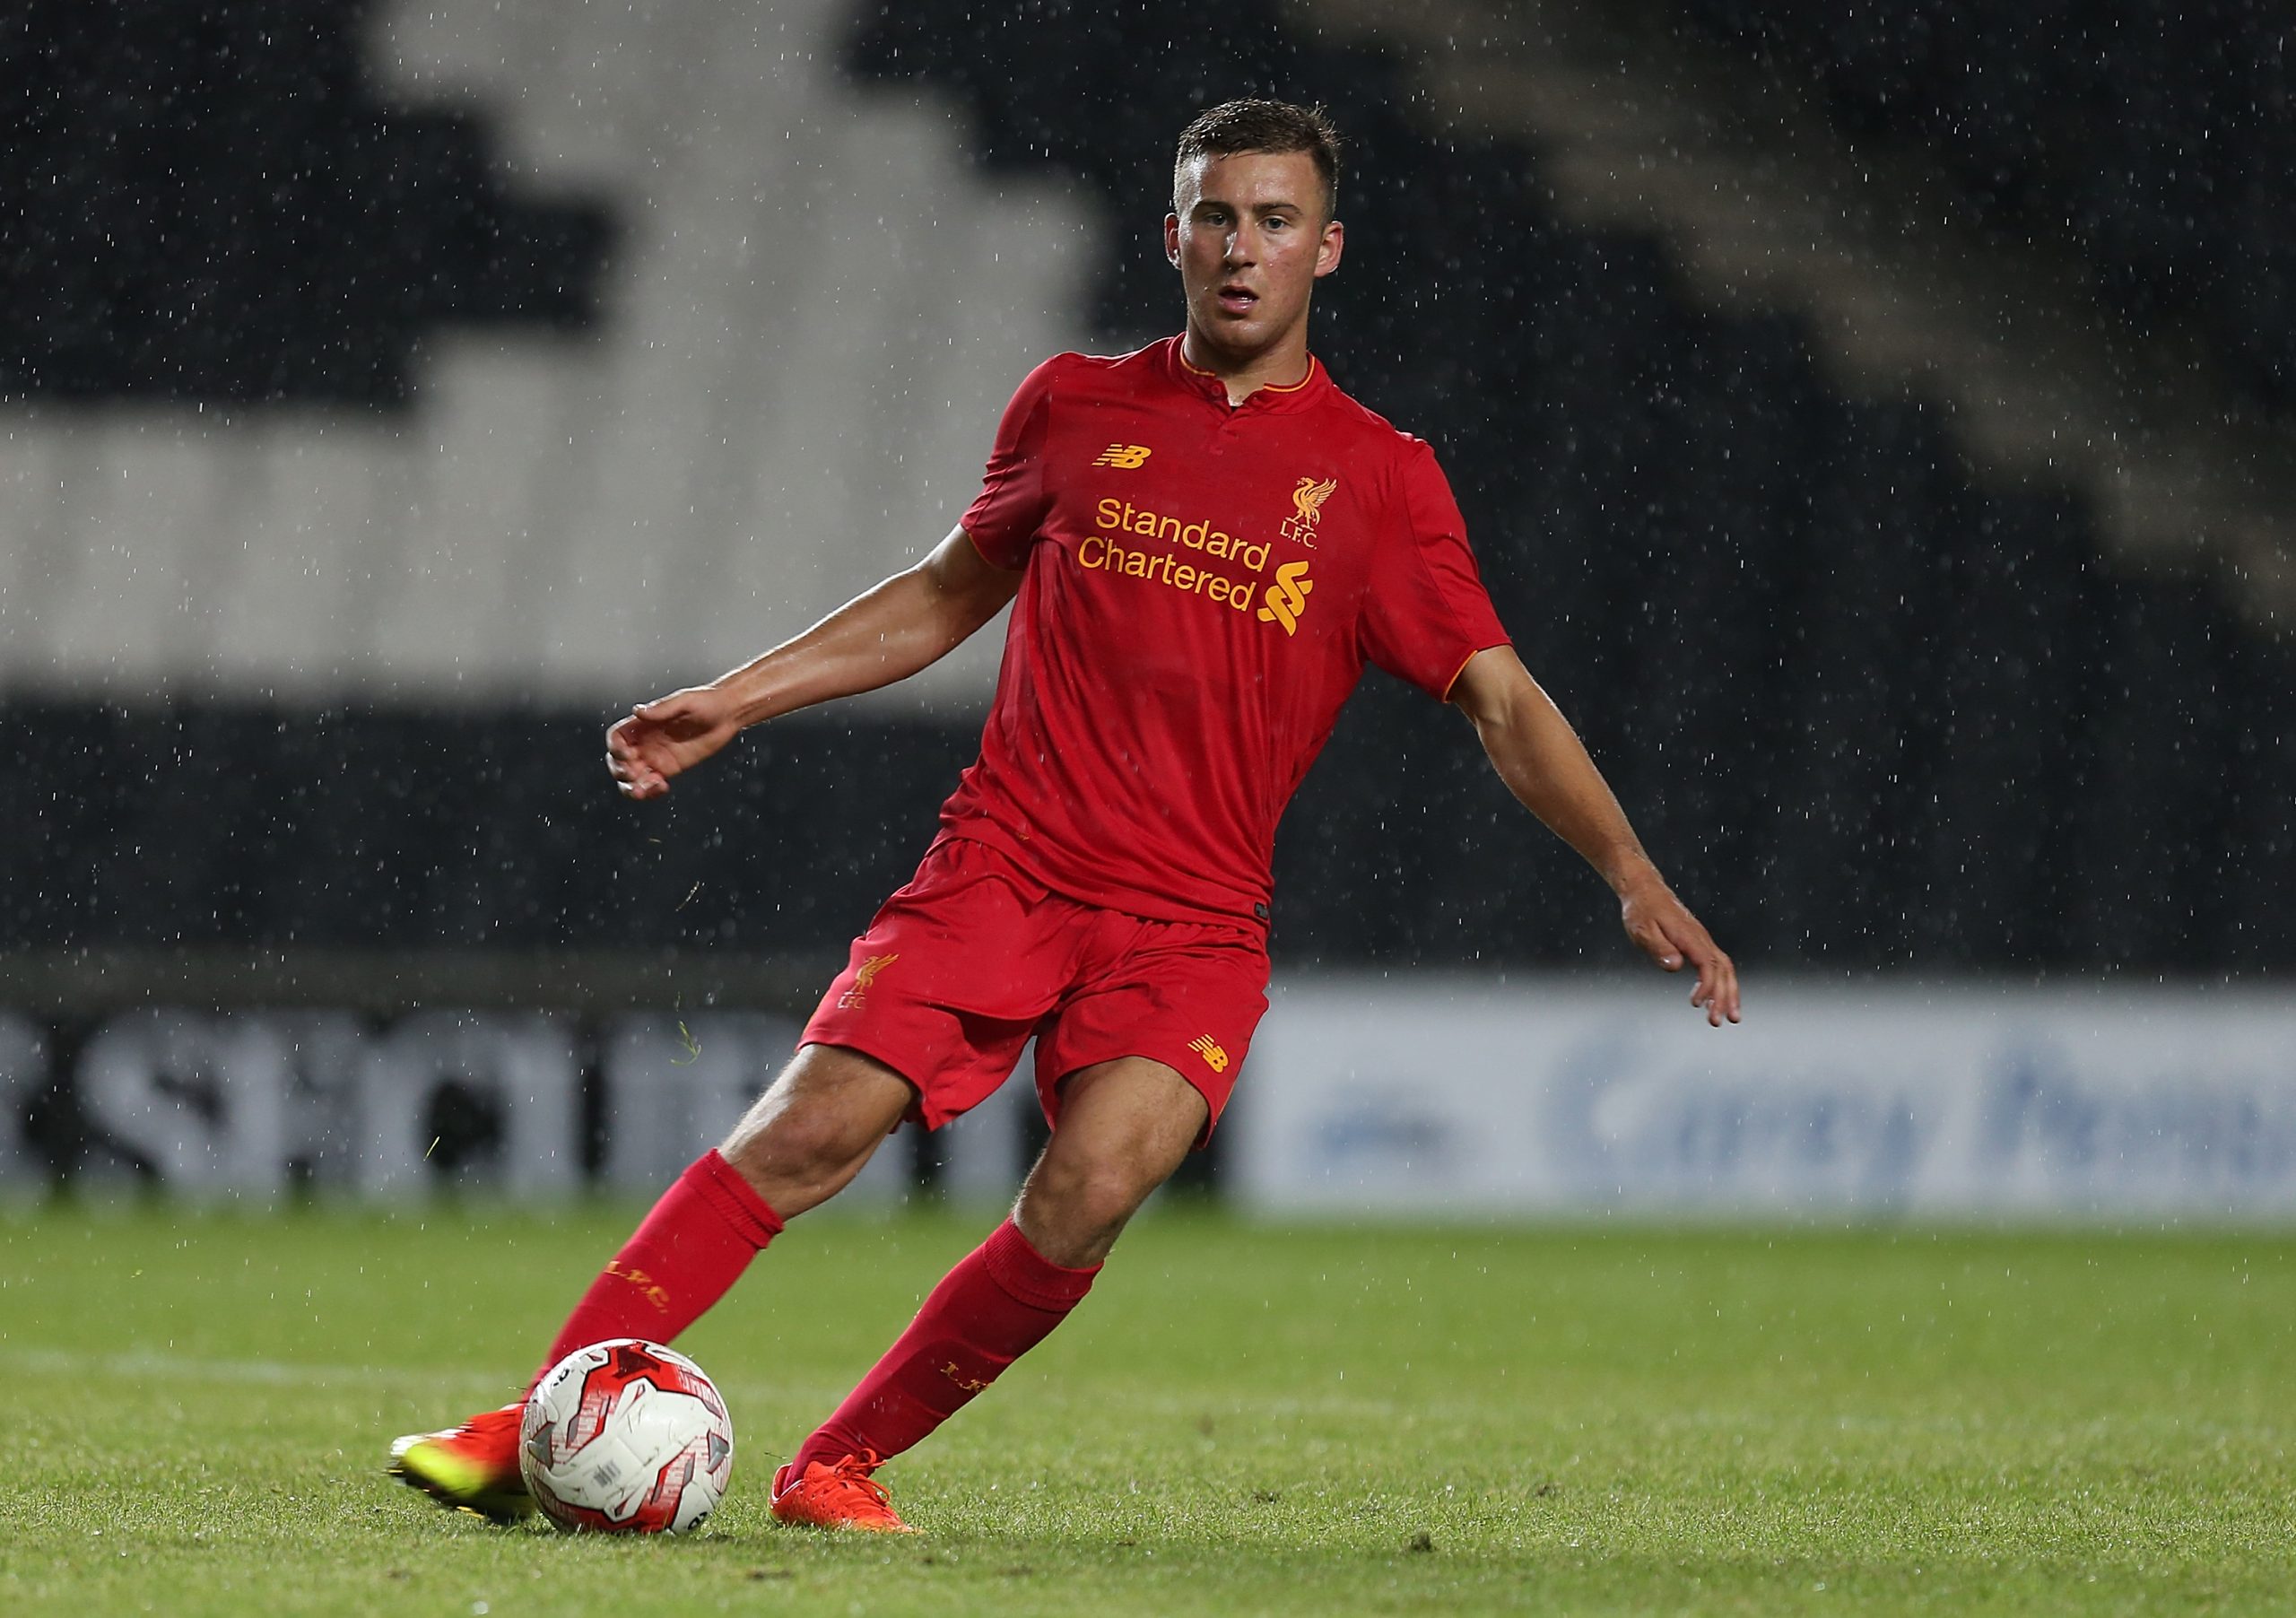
[518,1338,734,1534]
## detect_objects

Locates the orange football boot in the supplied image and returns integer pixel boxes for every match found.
[770,1451,917,1533]
[387,1405,532,1522]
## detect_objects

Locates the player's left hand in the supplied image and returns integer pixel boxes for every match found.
[1619,875,1740,1027]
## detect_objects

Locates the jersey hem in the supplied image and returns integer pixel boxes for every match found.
[933,823,1269,938]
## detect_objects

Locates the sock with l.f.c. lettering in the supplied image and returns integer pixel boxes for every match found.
[527,1149,783,1394]
[787,1218,1100,1475]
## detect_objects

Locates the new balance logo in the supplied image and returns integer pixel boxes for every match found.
[1187,1034,1230,1074]
[1257,561,1314,636]
[1092,443,1152,469]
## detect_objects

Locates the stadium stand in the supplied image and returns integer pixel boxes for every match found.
[1304,0,2294,627]
[3,2,610,408]
[0,0,1096,703]
[1674,0,2296,416]
[0,0,2288,979]
[840,0,2295,973]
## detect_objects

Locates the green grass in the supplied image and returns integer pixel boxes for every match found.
[1,1201,2292,1615]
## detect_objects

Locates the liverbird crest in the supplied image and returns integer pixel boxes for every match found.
[1291,475,1339,526]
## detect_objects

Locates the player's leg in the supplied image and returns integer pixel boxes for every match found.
[528,1042,913,1379]
[387,1044,911,1519]
[772,912,1263,1532]
[390,837,1061,1522]
[771,1058,1202,1530]
[1009,1056,1208,1265]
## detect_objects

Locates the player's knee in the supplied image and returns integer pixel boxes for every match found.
[719,1047,911,1203]
[1019,1153,1160,1259]
[719,1089,892,1210]
[744,1106,875,1179]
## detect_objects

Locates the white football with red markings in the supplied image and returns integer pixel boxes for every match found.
[518,1338,733,1534]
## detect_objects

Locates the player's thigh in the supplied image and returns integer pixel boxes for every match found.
[803,838,1071,1129]
[1015,1057,1206,1264]
[1033,924,1269,1147]
[719,1042,913,1214]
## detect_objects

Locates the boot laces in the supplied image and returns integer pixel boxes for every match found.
[817,1450,891,1508]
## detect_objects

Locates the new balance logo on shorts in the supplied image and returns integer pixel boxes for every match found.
[1092,443,1152,468]
[1187,1034,1230,1074]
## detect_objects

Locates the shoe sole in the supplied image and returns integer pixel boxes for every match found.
[768,1496,918,1535]
[770,1510,919,1534]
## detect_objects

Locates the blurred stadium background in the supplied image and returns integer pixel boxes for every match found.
[4,0,2292,1218]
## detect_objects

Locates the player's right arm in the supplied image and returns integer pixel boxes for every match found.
[605,526,1019,800]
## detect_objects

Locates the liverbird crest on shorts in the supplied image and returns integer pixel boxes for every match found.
[838,952,900,1010]
[1280,474,1338,547]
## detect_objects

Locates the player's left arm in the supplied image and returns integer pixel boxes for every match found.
[1448,645,1741,1026]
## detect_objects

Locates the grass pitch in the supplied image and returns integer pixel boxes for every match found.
[1,1201,2290,1615]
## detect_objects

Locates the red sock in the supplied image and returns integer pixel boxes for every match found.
[526,1150,783,1394]
[789,1219,1099,1474]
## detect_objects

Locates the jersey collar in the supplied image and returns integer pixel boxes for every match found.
[1162,335,1329,414]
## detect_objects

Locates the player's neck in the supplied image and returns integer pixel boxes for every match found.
[1179,325,1313,405]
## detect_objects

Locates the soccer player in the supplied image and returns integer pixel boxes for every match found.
[390,99,1738,1532]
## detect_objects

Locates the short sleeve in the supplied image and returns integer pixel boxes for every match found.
[960,356,1063,569]
[1361,440,1512,699]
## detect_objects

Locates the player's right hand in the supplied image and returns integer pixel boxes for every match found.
[606,686,742,799]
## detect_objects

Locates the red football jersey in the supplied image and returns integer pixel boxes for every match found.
[942,336,1511,928]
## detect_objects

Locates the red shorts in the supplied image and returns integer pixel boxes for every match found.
[801,836,1270,1144]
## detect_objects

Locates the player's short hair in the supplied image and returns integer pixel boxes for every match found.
[1172,99,1343,220]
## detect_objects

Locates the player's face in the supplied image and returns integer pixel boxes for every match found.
[1166,150,1344,362]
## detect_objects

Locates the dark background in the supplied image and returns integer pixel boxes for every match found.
[4,0,2289,979]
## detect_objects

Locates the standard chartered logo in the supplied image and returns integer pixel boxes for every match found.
[1080,496,1316,634]
[1257,561,1314,635]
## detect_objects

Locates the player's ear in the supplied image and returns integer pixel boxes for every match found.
[1165,212,1182,269]
[1314,218,1344,278]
